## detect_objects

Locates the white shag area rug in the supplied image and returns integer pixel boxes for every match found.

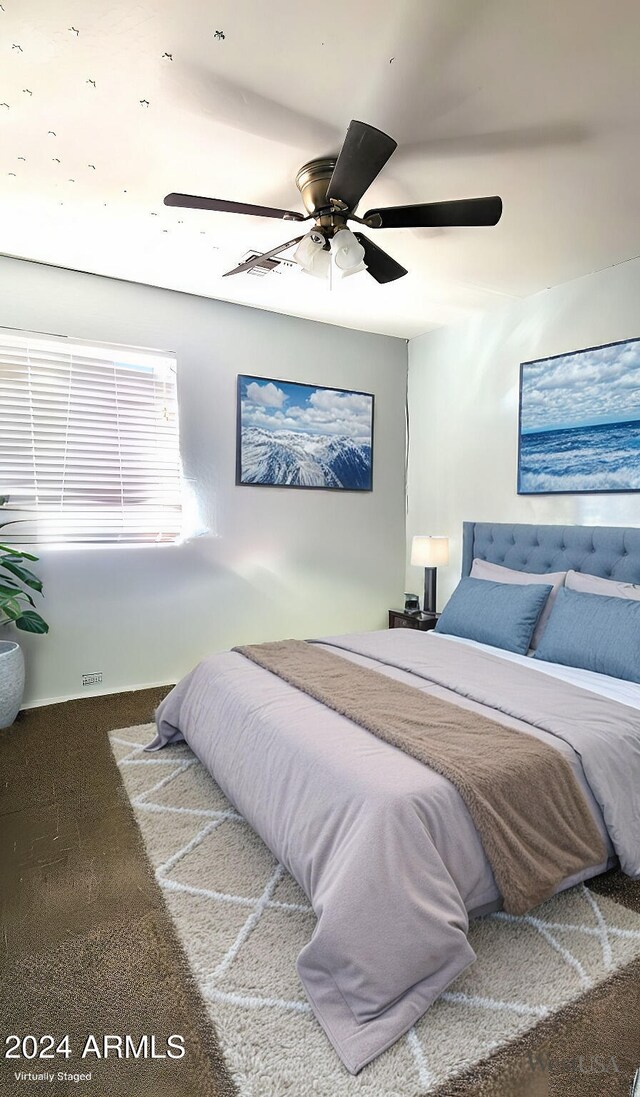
[111,724,640,1096]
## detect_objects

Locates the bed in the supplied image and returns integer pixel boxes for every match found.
[149,521,640,1073]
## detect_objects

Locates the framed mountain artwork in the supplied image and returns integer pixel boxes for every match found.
[236,375,374,491]
[518,336,640,494]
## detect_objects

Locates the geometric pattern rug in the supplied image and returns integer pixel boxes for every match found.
[110,724,640,1096]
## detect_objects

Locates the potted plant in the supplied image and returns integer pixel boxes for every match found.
[0,505,48,727]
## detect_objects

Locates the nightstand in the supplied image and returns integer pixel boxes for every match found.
[388,609,440,632]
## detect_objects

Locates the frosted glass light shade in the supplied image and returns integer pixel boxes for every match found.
[411,535,449,568]
[303,248,331,278]
[331,228,366,277]
[294,231,330,278]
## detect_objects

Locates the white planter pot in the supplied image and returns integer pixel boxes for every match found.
[0,640,25,728]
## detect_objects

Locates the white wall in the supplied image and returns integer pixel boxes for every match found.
[407,257,640,607]
[0,256,407,705]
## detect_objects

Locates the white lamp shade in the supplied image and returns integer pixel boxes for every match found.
[294,231,329,278]
[303,248,331,278]
[331,228,366,277]
[411,535,449,568]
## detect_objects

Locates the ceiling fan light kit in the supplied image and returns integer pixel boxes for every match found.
[164,119,503,287]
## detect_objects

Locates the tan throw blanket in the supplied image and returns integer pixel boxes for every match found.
[235,638,607,915]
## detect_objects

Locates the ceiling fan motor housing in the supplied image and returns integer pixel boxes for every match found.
[295,158,339,216]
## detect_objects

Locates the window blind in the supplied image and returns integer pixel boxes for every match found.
[0,330,181,545]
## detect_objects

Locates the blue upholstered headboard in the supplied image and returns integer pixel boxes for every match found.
[462,522,640,583]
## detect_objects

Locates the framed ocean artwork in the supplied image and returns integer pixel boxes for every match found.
[236,375,374,491]
[518,337,640,494]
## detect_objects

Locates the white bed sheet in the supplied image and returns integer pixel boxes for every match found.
[439,632,640,711]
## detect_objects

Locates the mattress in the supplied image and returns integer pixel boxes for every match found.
[149,629,640,1072]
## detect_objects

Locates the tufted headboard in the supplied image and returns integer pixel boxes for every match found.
[462,522,640,583]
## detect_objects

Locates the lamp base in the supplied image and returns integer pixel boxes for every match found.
[423,567,437,615]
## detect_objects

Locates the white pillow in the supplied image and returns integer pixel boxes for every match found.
[566,569,640,601]
[470,558,567,649]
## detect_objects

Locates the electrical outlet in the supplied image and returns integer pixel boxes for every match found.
[82,672,103,687]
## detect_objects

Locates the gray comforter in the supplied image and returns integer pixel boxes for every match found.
[150,630,640,1074]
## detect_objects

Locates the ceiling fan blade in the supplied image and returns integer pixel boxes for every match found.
[222,235,306,277]
[164,193,307,221]
[326,121,397,210]
[364,195,502,229]
[354,234,407,284]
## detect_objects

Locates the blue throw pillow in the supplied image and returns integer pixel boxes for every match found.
[534,586,640,683]
[434,576,553,655]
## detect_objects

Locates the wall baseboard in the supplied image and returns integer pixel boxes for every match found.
[22,678,175,710]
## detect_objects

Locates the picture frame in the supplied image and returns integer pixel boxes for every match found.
[236,374,374,491]
[517,336,640,495]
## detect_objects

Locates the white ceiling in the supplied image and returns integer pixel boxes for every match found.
[1,0,639,338]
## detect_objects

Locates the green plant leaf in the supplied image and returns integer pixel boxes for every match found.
[1,559,43,592]
[0,578,22,592]
[0,581,35,607]
[0,543,38,560]
[15,610,49,634]
[0,596,23,620]
[0,587,21,604]
[0,579,35,605]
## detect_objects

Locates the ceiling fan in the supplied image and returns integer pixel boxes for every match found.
[164,119,503,284]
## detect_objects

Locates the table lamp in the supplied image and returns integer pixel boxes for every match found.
[411,535,449,615]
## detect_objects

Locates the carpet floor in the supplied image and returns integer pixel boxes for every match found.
[113,723,640,1097]
[0,688,236,1097]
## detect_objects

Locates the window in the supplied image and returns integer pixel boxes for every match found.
[0,330,181,545]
